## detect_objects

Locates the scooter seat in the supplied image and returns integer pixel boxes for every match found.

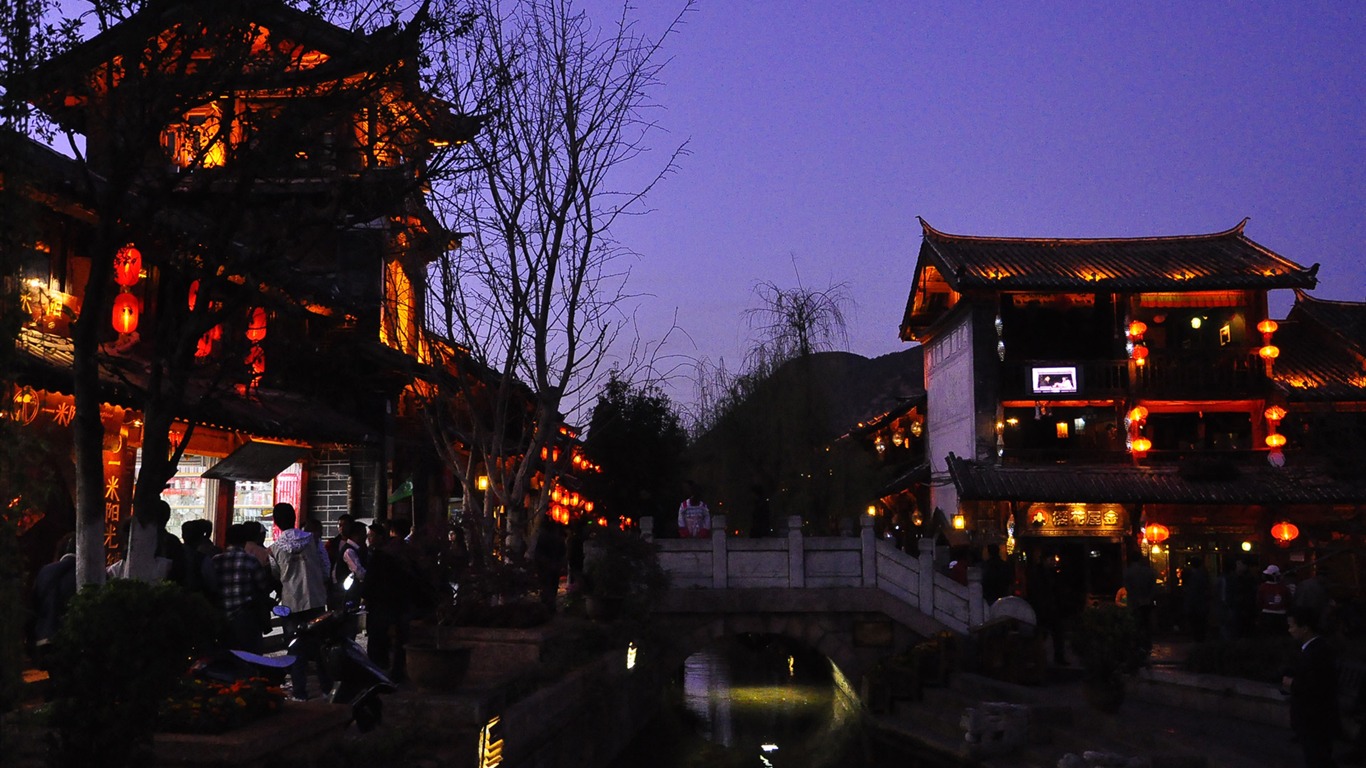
[231,650,296,669]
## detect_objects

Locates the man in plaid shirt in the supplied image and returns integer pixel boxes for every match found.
[211,523,272,654]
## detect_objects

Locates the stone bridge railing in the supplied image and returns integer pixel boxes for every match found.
[641,514,985,634]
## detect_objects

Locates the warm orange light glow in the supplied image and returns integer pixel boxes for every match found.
[1055,421,1069,439]
[1128,406,1148,423]
[1259,345,1280,360]
[1131,437,1152,454]
[1264,405,1287,422]
[195,331,214,357]
[551,487,562,503]
[188,279,200,311]
[113,244,142,287]
[1271,521,1298,544]
[584,500,594,513]
[1257,319,1279,335]
[1144,523,1169,543]
[1265,432,1287,448]
[1131,344,1149,360]
[952,513,966,530]
[476,475,489,491]
[112,293,140,334]
[1128,321,1147,339]
[246,307,268,343]
[246,345,266,376]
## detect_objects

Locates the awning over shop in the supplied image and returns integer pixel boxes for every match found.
[203,440,307,482]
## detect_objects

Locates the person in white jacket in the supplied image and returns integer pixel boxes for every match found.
[270,503,331,700]
[677,482,711,538]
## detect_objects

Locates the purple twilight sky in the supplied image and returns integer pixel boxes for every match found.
[596,1,1364,412]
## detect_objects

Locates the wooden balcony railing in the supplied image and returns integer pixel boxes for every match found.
[1003,350,1270,400]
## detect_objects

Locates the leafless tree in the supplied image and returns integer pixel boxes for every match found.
[415,0,691,558]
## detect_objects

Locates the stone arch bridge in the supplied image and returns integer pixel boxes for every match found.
[640,514,989,685]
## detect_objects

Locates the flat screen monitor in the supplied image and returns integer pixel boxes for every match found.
[1030,365,1078,395]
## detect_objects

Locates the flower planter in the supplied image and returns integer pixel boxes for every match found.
[404,643,473,693]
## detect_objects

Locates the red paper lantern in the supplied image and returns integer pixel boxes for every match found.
[1144,523,1169,543]
[111,293,140,334]
[1128,321,1147,339]
[245,307,268,343]
[1131,344,1149,360]
[113,244,142,287]
[1259,345,1280,360]
[246,345,266,376]
[1257,319,1279,336]
[1271,521,1299,545]
[1131,436,1152,454]
[1265,432,1287,449]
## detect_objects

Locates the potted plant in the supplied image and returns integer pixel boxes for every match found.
[1071,603,1140,712]
[578,525,668,622]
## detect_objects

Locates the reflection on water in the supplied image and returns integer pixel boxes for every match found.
[611,634,954,768]
[676,635,854,767]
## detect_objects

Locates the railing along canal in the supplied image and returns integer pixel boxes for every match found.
[641,514,985,634]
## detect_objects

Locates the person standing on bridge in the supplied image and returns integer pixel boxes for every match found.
[677,482,711,538]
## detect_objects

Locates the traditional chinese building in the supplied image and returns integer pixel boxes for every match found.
[3,0,481,560]
[897,218,1366,610]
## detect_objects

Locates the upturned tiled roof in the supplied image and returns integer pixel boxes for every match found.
[917,218,1319,293]
[1287,292,1366,354]
[1272,319,1366,402]
[945,453,1366,505]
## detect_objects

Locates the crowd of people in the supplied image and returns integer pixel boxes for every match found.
[25,501,449,701]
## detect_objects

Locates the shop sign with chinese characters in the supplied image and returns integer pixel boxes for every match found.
[1026,503,1128,536]
[6,386,77,428]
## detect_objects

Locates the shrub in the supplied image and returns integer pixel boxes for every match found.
[47,579,221,767]
[1071,603,1140,682]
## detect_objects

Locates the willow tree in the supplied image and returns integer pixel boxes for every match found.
[417,0,691,558]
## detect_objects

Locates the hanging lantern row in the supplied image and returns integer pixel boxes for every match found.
[1127,403,1150,457]
[570,453,601,472]
[111,243,143,336]
[1258,318,1280,370]
[1127,320,1147,341]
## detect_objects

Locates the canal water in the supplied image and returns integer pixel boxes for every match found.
[609,633,949,768]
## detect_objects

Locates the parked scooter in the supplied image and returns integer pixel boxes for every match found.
[280,602,396,731]
[189,647,296,686]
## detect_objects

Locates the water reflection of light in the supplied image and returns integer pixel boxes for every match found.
[683,652,732,746]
